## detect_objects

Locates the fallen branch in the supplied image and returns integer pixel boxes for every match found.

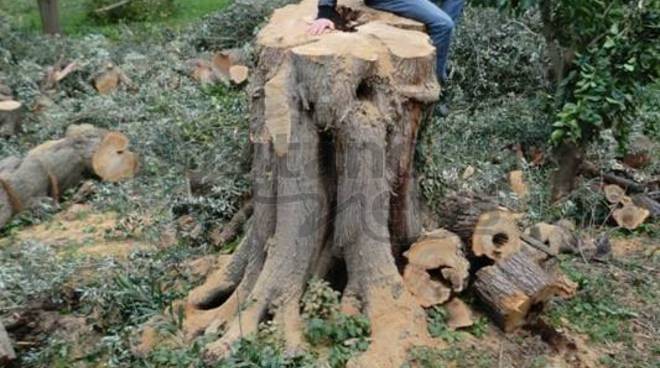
[94,0,130,13]
[209,199,253,248]
[581,161,646,193]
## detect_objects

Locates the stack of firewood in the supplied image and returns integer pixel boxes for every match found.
[404,194,578,332]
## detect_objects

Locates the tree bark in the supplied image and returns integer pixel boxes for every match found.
[551,141,583,202]
[37,0,61,35]
[0,124,138,228]
[473,251,575,332]
[180,0,439,366]
[437,193,521,261]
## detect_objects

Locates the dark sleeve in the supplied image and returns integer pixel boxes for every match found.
[317,0,340,21]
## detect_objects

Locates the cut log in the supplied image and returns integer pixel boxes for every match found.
[93,63,130,94]
[603,184,625,204]
[581,161,647,193]
[632,194,660,219]
[229,65,249,84]
[438,194,521,260]
[0,321,15,364]
[92,132,139,182]
[612,203,650,230]
[0,124,138,228]
[403,229,469,307]
[403,229,470,307]
[473,251,576,332]
[508,170,529,199]
[187,58,219,85]
[212,52,250,85]
[212,52,233,75]
[0,100,22,137]
[445,298,474,330]
[523,222,576,256]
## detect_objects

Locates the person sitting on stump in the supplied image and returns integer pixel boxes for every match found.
[308,0,465,84]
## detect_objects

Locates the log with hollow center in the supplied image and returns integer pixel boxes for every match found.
[181,0,440,366]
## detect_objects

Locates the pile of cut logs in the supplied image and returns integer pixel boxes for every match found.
[404,194,578,332]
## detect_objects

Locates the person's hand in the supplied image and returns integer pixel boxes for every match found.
[307,18,335,35]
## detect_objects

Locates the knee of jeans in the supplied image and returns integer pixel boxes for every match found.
[428,15,454,32]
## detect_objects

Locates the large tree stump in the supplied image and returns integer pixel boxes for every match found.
[438,193,522,260]
[181,0,439,366]
[0,124,138,228]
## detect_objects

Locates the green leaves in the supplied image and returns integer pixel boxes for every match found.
[493,0,658,150]
[302,279,371,368]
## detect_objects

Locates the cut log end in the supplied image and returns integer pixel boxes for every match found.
[604,184,626,204]
[524,222,576,256]
[508,170,529,199]
[0,100,21,111]
[445,298,475,330]
[403,229,470,307]
[613,204,650,230]
[472,210,521,261]
[229,65,249,84]
[91,132,139,182]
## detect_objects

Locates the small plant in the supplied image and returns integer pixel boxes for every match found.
[404,346,496,368]
[219,322,316,368]
[302,279,371,368]
[548,257,637,344]
[425,306,462,343]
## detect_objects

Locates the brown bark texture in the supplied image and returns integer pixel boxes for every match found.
[181,0,440,366]
[37,0,61,35]
[438,193,521,260]
[473,251,576,332]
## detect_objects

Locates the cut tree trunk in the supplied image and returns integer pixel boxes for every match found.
[0,321,15,364]
[473,250,576,332]
[402,229,469,307]
[180,1,439,366]
[0,124,138,228]
[551,141,583,202]
[438,193,521,261]
[0,100,22,137]
[37,0,61,35]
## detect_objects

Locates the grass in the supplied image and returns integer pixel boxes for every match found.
[0,0,231,37]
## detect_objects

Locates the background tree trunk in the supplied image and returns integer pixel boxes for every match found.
[180,1,440,366]
[37,0,61,35]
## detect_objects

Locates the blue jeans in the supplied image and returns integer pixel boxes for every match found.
[367,0,464,82]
